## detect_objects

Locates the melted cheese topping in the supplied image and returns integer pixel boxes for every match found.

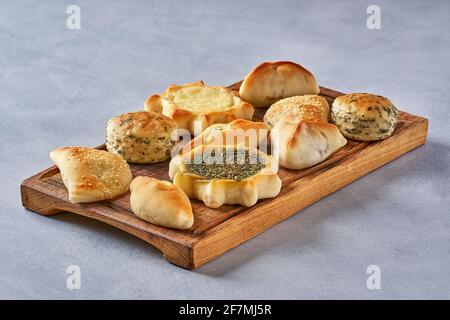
[171,86,234,112]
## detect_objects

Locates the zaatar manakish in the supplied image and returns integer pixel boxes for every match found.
[169,145,281,208]
[185,147,267,181]
[331,93,398,141]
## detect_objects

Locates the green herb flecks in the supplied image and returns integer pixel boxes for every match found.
[185,149,267,181]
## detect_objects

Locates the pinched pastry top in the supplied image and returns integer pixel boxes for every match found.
[144,81,254,135]
[169,145,281,208]
[130,176,193,230]
[239,61,320,107]
[179,119,270,155]
[271,115,347,169]
[265,95,346,170]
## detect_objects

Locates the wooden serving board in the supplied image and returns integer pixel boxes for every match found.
[21,82,428,269]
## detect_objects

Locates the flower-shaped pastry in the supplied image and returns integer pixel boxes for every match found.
[144,81,254,135]
[169,145,281,208]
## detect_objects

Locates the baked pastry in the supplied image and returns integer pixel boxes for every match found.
[263,95,329,128]
[239,61,320,107]
[130,176,193,230]
[144,81,254,135]
[50,147,133,203]
[331,93,398,141]
[266,95,345,169]
[169,145,281,208]
[271,115,347,169]
[179,119,269,155]
[106,111,177,163]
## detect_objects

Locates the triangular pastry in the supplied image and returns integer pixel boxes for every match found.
[271,115,347,169]
[50,147,133,203]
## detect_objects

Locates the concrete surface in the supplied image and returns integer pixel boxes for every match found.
[1,0,449,299]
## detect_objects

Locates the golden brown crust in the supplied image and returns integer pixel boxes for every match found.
[271,115,347,169]
[331,93,398,141]
[144,81,254,135]
[50,147,133,203]
[169,145,281,208]
[106,111,177,163]
[264,95,329,127]
[263,93,345,169]
[180,119,269,154]
[334,93,393,112]
[129,176,193,230]
[239,61,320,107]
[108,111,177,137]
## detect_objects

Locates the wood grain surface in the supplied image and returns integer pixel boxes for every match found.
[20,83,429,269]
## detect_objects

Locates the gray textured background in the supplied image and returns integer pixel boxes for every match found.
[1,0,449,299]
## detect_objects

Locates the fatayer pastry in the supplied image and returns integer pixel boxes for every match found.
[144,81,254,135]
[48,60,399,230]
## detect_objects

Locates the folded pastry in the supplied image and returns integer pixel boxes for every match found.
[130,176,193,230]
[50,147,133,203]
[239,61,320,107]
[271,115,347,169]
[169,145,281,208]
[265,94,345,169]
[180,119,269,154]
[144,81,254,135]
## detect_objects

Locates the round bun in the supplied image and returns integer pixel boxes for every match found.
[106,111,177,163]
[263,95,329,128]
[331,93,398,141]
